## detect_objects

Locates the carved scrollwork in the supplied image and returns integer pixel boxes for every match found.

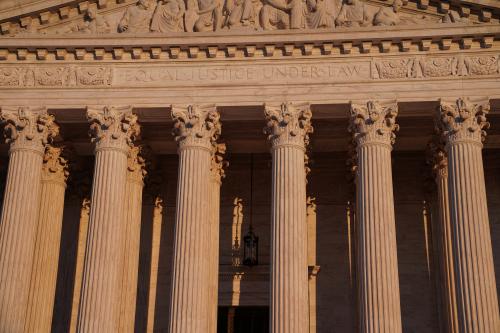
[0,106,59,154]
[87,105,141,153]
[373,55,499,80]
[264,102,313,149]
[348,100,399,147]
[0,66,112,88]
[171,104,221,150]
[437,97,490,145]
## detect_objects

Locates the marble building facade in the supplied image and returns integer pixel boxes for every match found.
[0,0,499,332]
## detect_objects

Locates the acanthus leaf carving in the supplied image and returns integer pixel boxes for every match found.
[87,105,141,153]
[348,100,399,147]
[264,102,313,149]
[171,104,221,150]
[437,97,490,145]
[426,138,447,179]
[210,142,228,183]
[0,106,59,154]
[42,144,71,184]
[127,143,150,184]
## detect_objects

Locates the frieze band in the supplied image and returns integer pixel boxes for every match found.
[0,54,498,88]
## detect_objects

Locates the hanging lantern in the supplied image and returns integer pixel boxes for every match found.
[243,226,258,266]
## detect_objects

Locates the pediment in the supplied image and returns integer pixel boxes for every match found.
[0,0,497,36]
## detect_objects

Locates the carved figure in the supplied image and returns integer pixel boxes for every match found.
[260,0,308,30]
[151,0,186,32]
[335,0,370,27]
[306,0,342,29]
[224,0,260,29]
[185,0,224,32]
[373,0,402,26]
[119,0,155,33]
[70,8,111,33]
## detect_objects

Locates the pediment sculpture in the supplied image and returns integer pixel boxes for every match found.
[0,0,484,36]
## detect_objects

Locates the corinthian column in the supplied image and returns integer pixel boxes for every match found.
[428,142,459,333]
[77,106,140,332]
[119,144,147,333]
[25,145,70,333]
[207,143,227,333]
[0,106,58,332]
[264,102,313,333]
[349,100,402,332]
[169,104,221,333]
[437,97,500,332]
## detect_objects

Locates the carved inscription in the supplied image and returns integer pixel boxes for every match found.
[115,62,371,86]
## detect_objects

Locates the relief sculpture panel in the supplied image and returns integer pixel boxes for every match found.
[1,0,469,36]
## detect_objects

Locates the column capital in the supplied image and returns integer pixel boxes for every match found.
[87,106,140,154]
[437,97,490,146]
[127,144,148,185]
[210,143,228,184]
[349,100,399,148]
[41,145,70,186]
[264,102,313,149]
[171,104,221,151]
[427,140,448,179]
[0,106,59,155]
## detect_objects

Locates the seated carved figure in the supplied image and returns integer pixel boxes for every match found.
[260,0,307,30]
[373,0,402,26]
[185,0,223,32]
[335,0,370,27]
[307,0,342,29]
[225,0,259,29]
[118,0,154,33]
[151,0,186,32]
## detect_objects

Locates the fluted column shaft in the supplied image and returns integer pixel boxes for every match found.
[207,144,226,333]
[169,104,221,333]
[0,107,58,332]
[77,106,140,332]
[119,145,147,333]
[25,146,69,333]
[438,97,500,332]
[264,102,312,333]
[69,198,91,333]
[429,143,459,333]
[349,100,402,332]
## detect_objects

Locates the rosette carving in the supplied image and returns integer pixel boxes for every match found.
[171,104,221,150]
[264,102,313,149]
[87,105,140,153]
[127,143,149,184]
[437,97,490,145]
[210,143,228,183]
[348,100,399,147]
[0,106,59,154]
[42,145,71,184]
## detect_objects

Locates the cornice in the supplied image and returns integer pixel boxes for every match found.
[0,24,498,62]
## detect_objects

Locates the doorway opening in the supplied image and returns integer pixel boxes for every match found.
[217,306,269,333]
